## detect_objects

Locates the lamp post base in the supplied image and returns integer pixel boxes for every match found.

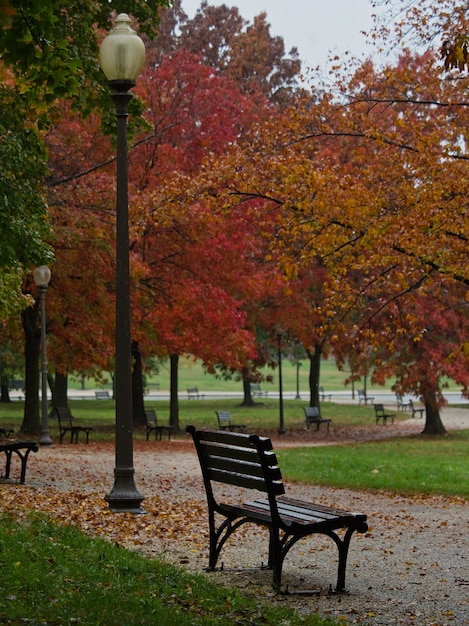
[39,431,53,446]
[105,467,145,513]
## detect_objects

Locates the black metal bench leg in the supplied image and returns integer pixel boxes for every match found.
[4,450,12,479]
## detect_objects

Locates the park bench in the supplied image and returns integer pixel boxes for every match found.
[395,393,411,411]
[95,390,111,400]
[373,403,396,425]
[250,383,268,397]
[187,387,204,400]
[304,406,331,431]
[319,386,332,402]
[358,389,374,405]
[144,408,173,441]
[0,441,38,484]
[8,379,25,400]
[52,407,94,444]
[215,410,246,432]
[186,426,368,593]
[408,400,424,419]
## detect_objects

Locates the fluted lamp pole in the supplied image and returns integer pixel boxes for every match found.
[99,13,145,513]
[33,266,53,446]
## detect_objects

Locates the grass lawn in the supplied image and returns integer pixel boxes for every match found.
[278,431,469,498]
[0,512,335,626]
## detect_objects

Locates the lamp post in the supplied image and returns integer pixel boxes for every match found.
[33,266,52,446]
[277,333,286,435]
[99,13,145,513]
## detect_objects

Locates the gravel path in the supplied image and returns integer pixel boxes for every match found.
[1,408,468,625]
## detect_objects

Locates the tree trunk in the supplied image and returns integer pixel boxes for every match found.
[307,344,322,410]
[0,375,11,403]
[169,353,180,430]
[422,387,446,435]
[51,370,68,408]
[238,367,256,406]
[21,304,41,434]
[132,340,145,427]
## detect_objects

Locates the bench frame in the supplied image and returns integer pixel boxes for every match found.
[373,403,396,424]
[319,386,332,402]
[304,406,331,431]
[187,426,368,593]
[0,441,38,484]
[215,411,246,432]
[187,387,204,400]
[408,400,424,419]
[144,408,174,441]
[53,407,94,444]
[250,383,268,398]
[358,389,374,405]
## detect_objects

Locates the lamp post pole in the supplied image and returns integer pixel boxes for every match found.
[277,334,286,435]
[100,13,145,513]
[33,266,52,446]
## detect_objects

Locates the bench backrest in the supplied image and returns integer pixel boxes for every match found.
[144,409,157,426]
[215,411,232,427]
[304,406,320,421]
[250,383,261,391]
[53,406,74,425]
[95,390,110,399]
[187,427,285,503]
[187,387,198,393]
[374,403,385,414]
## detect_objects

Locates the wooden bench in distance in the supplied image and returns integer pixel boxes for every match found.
[144,408,173,441]
[215,410,246,432]
[396,393,411,411]
[358,389,375,405]
[53,407,94,443]
[304,406,331,431]
[250,383,268,397]
[95,390,110,400]
[373,403,396,425]
[186,426,368,593]
[187,387,204,400]
[319,386,332,401]
[0,441,38,484]
[408,400,424,419]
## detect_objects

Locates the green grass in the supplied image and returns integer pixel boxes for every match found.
[0,512,335,626]
[279,431,469,498]
[0,398,399,440]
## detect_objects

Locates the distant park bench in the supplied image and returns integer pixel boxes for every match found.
[408,400,424,419]
[373,403,396,425]
[95,390,111,400]
[358,389,375,405]
[395,393,411,411]
[304,406,331,431]
[52,407,94,444]
[144,408,173,441]
[215,410,246,432]
[0,427,15,438]
[250,383,268,398]
[319,386,332,402]
[0,441,38,484]
[186,426,368,593]
[187,387,204,400]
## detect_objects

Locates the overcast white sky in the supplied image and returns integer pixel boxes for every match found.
[180,0,378,68]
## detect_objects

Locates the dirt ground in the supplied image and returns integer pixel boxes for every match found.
[1,408,468,625]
